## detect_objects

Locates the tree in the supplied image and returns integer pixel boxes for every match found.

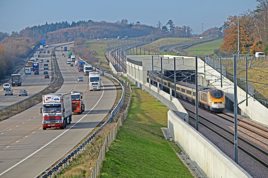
[161,26,168,32]
[221,15,255,54]
[166,19,175,33]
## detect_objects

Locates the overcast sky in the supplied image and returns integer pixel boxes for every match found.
[0,0,258,34]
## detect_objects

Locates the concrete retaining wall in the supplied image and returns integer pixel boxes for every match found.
[168,110,252,178]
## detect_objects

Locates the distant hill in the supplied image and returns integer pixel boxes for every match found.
[46,21,156,43]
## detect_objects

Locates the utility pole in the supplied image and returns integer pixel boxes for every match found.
[173,57,176,98]
[233,55,238,163]
[220,57,223,88]
[161,57,163,90]
[195,56,199,130]
[246,55,248,106]
[237,17,240,60]
[152,55,154,71]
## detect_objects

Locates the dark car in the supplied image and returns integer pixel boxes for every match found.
[70,63,74,67]
[44,74,50,79]
[43,71,48,75]
[19,89,28,96]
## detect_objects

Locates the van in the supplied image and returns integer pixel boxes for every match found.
[255,52,265,58]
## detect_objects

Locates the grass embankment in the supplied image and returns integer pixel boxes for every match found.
[222,58,268,98]
[185,38,223,56]
[85,40,118,70]
[140,37,192,54]
[100,87,193,178]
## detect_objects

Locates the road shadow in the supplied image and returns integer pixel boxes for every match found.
[69,121,103,129]
[84,109,111,115]
[101,87,122,91]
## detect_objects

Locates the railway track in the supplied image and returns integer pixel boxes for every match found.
[185,107,268,168]
[216,112,268,148]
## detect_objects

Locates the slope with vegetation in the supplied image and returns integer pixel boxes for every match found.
[100,87,192,178]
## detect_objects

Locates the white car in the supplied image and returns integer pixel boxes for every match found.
[3,83,11,91]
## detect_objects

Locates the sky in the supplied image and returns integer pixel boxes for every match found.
[0,0,258,34]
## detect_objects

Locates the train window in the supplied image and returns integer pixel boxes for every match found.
[181,89,185,93]
[210,90,224,99]
[176,86,181,91]
[186,90,192,95]
[201,93,207,102]
[193,92,196,96]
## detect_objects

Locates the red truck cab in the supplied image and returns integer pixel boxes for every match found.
[71,91,85,114]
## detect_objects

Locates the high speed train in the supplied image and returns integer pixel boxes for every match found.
[149,74,225,112]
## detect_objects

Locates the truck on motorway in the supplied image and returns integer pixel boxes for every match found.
[41,93,72,130]
[32,62,39,75]
[24,67,31,75]
[89,72,101,91]
[11,74,22,86]
[83,64,93,76]
[64,46,67,51]
[71,91,85,114]
[77,60,85,72]
[71,55,76,62]
[67,51,72,58]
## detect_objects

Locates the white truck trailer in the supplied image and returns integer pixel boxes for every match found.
[41,93,72,130]
[88,72,101,91]
[83,64,93,76]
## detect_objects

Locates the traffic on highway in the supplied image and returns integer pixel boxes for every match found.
[0,43,117,178]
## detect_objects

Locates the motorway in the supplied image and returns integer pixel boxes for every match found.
[0,44,117,177]
[0,50,52,109]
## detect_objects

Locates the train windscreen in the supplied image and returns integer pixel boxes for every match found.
[210,90,224,99]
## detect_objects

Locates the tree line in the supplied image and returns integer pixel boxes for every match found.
[221,0,268,55]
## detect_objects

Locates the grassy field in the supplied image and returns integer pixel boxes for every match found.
[100,87,193,178]
[141,37,192,54]
[185,38,223,56]
[221,58,268,99]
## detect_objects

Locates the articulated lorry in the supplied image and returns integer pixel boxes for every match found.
[41,93,72,130]
[83,64,93,76]
[71,91,85,114]
[89,72,101,91]
[77,60,85,72]
[11,74,22,86]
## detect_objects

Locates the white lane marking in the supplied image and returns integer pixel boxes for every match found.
[15,140,20,143]
[15,125,19,128]
[0,87,105,176]
[0,133,4,135]
[31,131,35,134]
[5,146,10,149]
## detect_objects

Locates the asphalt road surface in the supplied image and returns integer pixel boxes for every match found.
[0,45,117,178]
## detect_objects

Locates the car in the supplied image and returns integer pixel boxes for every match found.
[44,67,49,70]
[19,89,28,96]
[44,74,50,79]
[43,71,48,75]
[70,63,74,67]
[77,76,84,82]
[46,59,49,62]
[3,83,11,90]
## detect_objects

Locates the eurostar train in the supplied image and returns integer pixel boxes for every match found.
[149,74,225,112]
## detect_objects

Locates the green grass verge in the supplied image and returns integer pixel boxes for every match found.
[100,87,193,178]
[185,39,223,56]
[141,37,192,54]
[221,58,268,99]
